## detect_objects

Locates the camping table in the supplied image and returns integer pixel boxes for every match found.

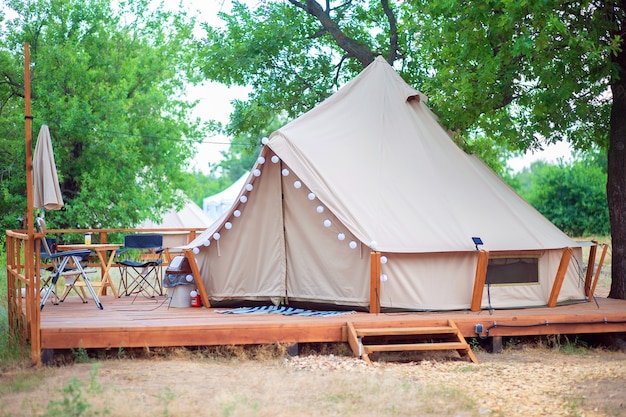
[58,243,120,298]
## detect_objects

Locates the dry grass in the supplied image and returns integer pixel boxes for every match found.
[1,341,625,417]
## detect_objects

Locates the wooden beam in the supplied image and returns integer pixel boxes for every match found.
[470,250,489,312]
[547,248,573,307]
[369,252,381,314]
[584,241,598,299]
[183,249,210,308]
[589,244,609,301]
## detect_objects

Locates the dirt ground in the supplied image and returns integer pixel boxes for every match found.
[0,342,625,417]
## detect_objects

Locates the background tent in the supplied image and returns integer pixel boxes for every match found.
[187,57,586,312]
[202,174,247,222]
[139,199,212,248]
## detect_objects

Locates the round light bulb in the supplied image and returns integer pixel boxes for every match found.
[190,290,198,297]
[380,274,388,282]
[323,219,331,227]
[192,247,200,254]
[337,233,345,241]
[294,180,302,189]
[203,240,211,247]
[282,168,290,176]
[245,183,254,191]
[240,195,248,203]
[253,169,261,177]
[225,222,232,230]
[213,232,221,240]
[316,205,324,213]
[257,156,266,164]
[349,241,357,249]
[380,256,388,264]
[186,274,194,282]
[370,241,378,250]
[271,155,280,163]
[261,137,269,145]
[308,192,316,201]
[233,210,241,217]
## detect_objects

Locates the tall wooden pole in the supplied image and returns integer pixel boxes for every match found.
[25,42,33,236]
[24,42,41,365]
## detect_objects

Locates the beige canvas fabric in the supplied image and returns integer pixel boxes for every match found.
[33,125,64,210]
[139,199,212,248]
[188,57,586,310]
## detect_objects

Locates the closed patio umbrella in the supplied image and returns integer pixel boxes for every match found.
[33,124,64,211]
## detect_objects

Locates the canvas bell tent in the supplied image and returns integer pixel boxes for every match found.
[139,198,212,248]
[202,174,248,222]
[186,57,587,312]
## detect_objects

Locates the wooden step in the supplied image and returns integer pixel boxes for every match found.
[355,326,457,337]
[364,342,469,352]
[346,320,478,365]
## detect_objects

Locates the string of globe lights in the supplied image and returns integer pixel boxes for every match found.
[191,137,390,284]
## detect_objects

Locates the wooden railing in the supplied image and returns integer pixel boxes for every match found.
[5,227,206,365]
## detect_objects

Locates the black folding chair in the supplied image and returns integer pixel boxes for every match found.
[116,234,164,298]
[36,218,103,310]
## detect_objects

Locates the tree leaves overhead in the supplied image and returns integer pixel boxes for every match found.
[412,0,616,152]
[0,0,206,231]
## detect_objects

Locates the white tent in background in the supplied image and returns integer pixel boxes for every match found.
[187,57,587,312]
[202,174,248,222]
[139,199,212,248]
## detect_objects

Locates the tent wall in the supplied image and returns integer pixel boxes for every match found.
[282,168,370,307]
[379,249,585,311]
[195,160,287,302]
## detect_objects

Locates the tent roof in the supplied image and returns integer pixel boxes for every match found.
[139,199,212,229]
[268,56,576,253]
[202,174,248,221]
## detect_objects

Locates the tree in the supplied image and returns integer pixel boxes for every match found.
[198,0,626,299]
[514,154,609,237]
[0,0,205,233]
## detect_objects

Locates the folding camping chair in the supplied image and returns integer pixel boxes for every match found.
[116,234,165,298]
[36,217,103,311]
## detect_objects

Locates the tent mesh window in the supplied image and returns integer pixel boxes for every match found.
[486,256,540,285]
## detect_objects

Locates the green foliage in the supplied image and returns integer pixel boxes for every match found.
[412,0,615,153]
[0,0,207,231]
[512,150,609,236]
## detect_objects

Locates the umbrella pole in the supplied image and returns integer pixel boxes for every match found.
[24,42,41,365]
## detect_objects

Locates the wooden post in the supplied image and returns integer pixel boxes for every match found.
[589,244,609,300]
[547,248,572,307]
[584,241,598,299]
[470,250,489,312]
[24,42,41,366]
[369,252,381,314]
[183,249,210,308]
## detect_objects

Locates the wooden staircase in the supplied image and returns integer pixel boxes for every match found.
[346,320,478,365]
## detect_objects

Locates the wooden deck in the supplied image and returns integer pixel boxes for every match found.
[40,294,626,351]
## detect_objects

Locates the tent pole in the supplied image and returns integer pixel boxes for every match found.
[584,241,598,299]
[183,249,210,308]
[547,248,573,307]
[369,252,381,314]
[470,250,490,312]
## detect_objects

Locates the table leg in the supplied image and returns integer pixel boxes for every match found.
[96,249,119,298]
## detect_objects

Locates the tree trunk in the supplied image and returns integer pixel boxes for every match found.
[607,7,626,299]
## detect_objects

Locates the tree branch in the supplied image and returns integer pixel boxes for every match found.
[287,0,375,67]
[380,0,399,64]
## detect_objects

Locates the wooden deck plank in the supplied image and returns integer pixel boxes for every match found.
[37,295,626,351]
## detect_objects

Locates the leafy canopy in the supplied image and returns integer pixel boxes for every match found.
[0,0,206,231]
